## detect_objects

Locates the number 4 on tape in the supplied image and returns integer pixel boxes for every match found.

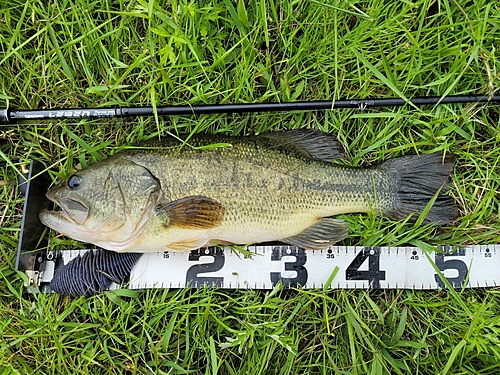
[345,248,386,288]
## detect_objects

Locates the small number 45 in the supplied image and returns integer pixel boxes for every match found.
[410,255,419,260]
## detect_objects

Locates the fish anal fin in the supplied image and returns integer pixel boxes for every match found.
[158,195,225,229]
[282,218,348,250]
[260,129,345,162]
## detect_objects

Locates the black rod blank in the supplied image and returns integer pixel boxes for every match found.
[1,94,499,125]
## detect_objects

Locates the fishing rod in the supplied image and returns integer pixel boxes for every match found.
[1,94,499,125]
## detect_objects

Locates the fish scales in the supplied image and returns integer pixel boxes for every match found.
[125,137,387,228]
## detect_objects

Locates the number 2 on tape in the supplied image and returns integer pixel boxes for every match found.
[186,248,225,287]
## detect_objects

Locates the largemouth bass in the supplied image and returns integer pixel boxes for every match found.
[39,130,457,252]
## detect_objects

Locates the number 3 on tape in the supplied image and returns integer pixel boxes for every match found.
[270,246,308,287]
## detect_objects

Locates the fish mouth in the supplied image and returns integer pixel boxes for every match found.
[40,196,90,228]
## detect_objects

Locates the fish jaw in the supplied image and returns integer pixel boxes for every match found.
[39,190,123,244]
[39,204,139,251]
[39,208,89,242]
[39,194,92,242]
[39,193,153,251]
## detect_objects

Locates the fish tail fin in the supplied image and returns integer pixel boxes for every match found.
[381,153,458,225]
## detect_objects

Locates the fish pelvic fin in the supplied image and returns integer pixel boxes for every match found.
[381,153,458,225]
[158,195,225,229]
[282,218,349,250]
[260,129,345,162]
[165,236,210,251]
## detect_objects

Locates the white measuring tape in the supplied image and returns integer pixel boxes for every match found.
[40,244,499,291]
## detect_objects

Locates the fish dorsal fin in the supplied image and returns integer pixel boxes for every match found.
[157,196,225,229]
[260,129,345,162]
[282,218,348,250]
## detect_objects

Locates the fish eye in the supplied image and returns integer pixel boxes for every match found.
[67,174,82,189]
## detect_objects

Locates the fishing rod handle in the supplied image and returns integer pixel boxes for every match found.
[0,108,122,125]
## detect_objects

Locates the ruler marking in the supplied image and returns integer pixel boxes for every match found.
[42,245,500,292]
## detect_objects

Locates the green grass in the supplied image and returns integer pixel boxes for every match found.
[1,0,500,373]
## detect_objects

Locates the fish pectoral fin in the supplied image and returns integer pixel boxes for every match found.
[158,195,225,229]
[260,129,345,162]
[282,218,349,250]
[165,237,210,251]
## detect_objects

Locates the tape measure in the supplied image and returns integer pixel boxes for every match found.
[27,244,499,293]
